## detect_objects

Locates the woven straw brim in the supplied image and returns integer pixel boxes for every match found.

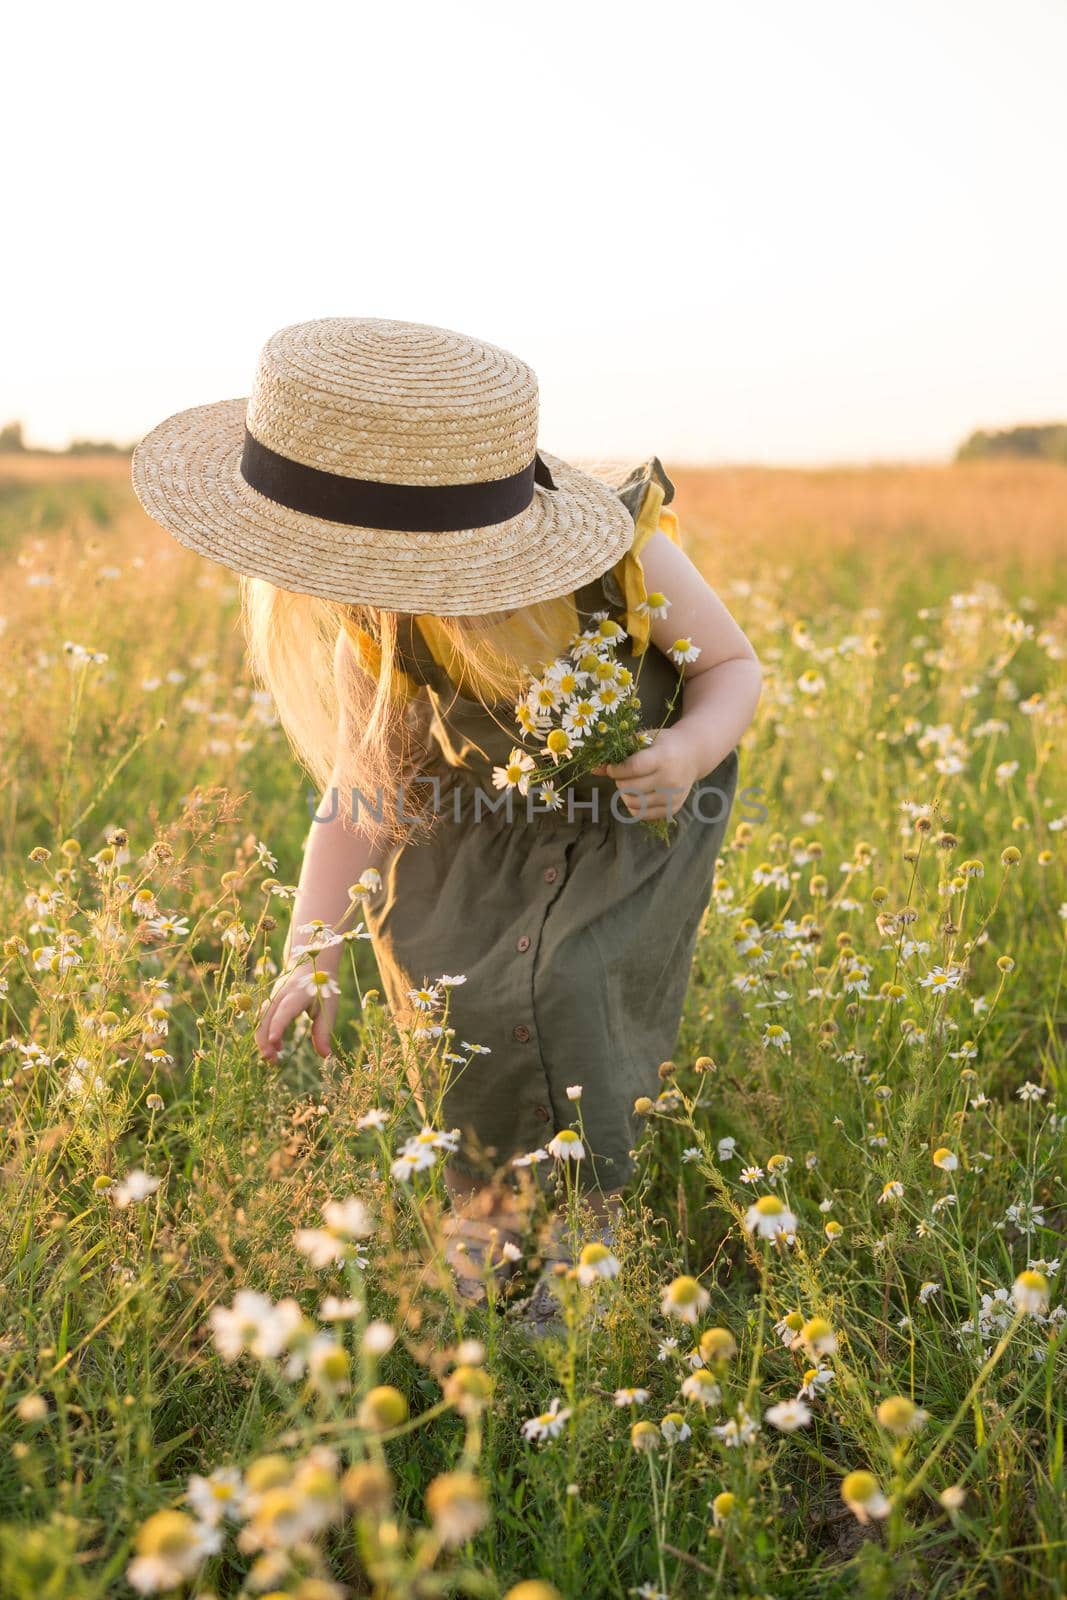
[131,399,636,616]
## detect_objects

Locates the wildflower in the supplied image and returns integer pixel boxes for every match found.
[797,670,825,695]
[114,1169,161,1208]
[840,1470,891,1524]
[444,1365,493,1417]
[876,1396,928,1436]
[637,589,671,619]
[799,1317,838,1358]
[660,1412,691,1443]
[918,1281,941,1305]
[939,1485,967,1513]
[294,1197,375,1267]
[492,749,537,795]
[824,1219,843,1243]
[712,1406,759,1447]
[614,1387,650,1407]
[547,1128,585,1162]
[522,1397,571,1442]
[699,1327,737,1364]
[797,1365,834,1400]
[711,1490,736,1526]
[425,1471,489,1546]
[304,968,341,1001]
[739,1165,764,1185]
[209,1290,303,1363]
[744,1194,798,1240]
[717,1136,737,1162]
[356,1108,389,1130]
[1016,1081,1046,1103]
[362,1319,396,1353]
[511,1147,549,1167]
[774,1310,804,1345]
[147,914,189,939]
[320,1296,362,1320]
[660,1275,710,1324]
[631,1420,661,1452]
[577,1241,620,1285]
[358,1385,409,1431]
[16,1394,47,1423]
[185,1468,245,1525]
[919,966,963,992]
[765,1398,812,1432]
[932,1147,958,1172]
[681,1368,722,1407]
[126,1510,220,1594]
[762,1023,791,1051]
[878,1180,904,1205]
[1012,1270,1050,1316]
[669,638,701,665]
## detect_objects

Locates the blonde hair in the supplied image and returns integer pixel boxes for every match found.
[239,580,576,842]
[239,459,626,841]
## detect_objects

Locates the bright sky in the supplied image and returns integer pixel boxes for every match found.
[4,0,1066,464]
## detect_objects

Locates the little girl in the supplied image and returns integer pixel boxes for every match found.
[132,317,761,1312]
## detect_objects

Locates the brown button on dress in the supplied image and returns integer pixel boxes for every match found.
[362,457,740,1195]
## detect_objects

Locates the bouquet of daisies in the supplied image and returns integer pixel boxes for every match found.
[491,606,686,836]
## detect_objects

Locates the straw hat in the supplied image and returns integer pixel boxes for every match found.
[131,317,636,616]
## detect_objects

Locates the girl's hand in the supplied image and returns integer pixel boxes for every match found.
[255,965,339,1063]
[594,726,698,820]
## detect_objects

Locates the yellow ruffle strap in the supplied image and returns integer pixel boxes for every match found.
[608,457,682,655]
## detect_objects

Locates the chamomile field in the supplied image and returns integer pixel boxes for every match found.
[0,453,1064,1599]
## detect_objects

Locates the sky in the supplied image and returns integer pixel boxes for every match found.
[3,0,1066,465]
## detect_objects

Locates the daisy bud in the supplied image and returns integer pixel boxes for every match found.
[698,1327,737,1364]
[633,1096,654,1115]
[16,1394,47,1423]
[711,1490,736,1525]
[630,1420,661,1452]
[694,1055,716,1073]
[1000,846,1021,867]
[341,1460,394,1515]
[939,1485,966,1513]
[358,1385,409,1431]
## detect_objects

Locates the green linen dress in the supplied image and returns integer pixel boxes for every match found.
[362,457,739,1195]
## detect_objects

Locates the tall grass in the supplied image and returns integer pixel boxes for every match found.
[0,458,1063,1598]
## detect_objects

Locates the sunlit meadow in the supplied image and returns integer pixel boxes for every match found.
[0,453,1064,1599]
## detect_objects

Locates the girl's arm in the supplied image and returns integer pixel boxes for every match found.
[255,631,423,1062]
[600,530,762,819]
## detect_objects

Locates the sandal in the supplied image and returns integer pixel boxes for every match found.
[440,1213,524,1305]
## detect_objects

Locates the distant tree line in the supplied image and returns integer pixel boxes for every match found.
[957,423,1067,464]
[0,421,132,456]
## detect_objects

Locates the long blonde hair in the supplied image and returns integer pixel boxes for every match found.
[239,457,626,839]
[240,581,575,839]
